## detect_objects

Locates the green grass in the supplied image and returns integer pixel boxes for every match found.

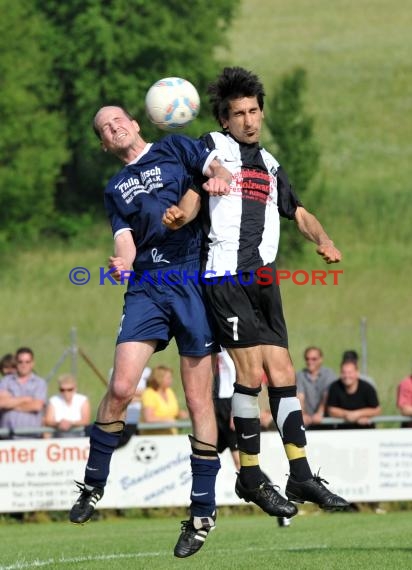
[0,511,410,569]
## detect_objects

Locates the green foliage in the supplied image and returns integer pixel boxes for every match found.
[0,0,68,246]
[0,0,239,246]
[34,0,240,211]
[265,67,320,260]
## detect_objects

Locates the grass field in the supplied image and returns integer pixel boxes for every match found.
[0,511,410,569]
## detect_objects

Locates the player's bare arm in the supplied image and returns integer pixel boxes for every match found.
[162,189,201,230]
[294,206,342,264]
[203,158,232,195]
[109,230,136,281]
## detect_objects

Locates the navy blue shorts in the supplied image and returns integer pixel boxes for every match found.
[116,261,218,356]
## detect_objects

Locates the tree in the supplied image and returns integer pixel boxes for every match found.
[0,0,68,246]
[35,0,240,213]
[265,67,320,259]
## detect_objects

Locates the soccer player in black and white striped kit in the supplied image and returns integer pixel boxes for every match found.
[163,67,349,519]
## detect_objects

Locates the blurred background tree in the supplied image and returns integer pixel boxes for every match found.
[265,67,320,261]
[0,0,239,245]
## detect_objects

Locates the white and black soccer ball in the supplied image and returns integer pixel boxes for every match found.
[145,77,200,130]
[134,439,158,464]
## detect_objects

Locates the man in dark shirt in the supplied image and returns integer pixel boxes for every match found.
[326,361,381,428]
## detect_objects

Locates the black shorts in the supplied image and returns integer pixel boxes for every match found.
[204,262,288,349]
[214,398,237,453]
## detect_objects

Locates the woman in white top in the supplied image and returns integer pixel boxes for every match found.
[44,373,91,437]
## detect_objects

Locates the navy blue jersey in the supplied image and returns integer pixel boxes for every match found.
[104,134,217,270]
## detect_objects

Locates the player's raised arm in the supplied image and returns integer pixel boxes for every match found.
[294,206,342,264]
[162,189,201,230]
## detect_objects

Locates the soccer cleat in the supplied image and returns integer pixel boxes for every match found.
[286,472,349,511]
[235,475,298,518]
[69,481,104,524]
[174,512,216,558]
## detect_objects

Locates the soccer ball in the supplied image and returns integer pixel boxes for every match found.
[145,77,200,130]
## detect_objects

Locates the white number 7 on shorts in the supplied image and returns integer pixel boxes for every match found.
[227,316,239,341]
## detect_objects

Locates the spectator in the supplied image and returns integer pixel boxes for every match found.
[326,361,381,428]
[0,353,17,377]
[44,373,91,437]
[396,371,412,427]
[296,347,336,429]
[0,347,47,438]
[141,366,189,435]
[341,350,376,386]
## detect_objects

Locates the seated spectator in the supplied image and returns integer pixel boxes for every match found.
[341,350,376,386]
[141,366,188,434]
[326,360,381,428]
[296,346,336,429]
[0,347,47,439]
[44,373,91,437]
[0,353,17,377]
[396,371,412,427]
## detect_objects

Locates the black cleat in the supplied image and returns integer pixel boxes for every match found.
[69,481,104,524]
[235,475,298,518]
[286,472,349,511]
[174,512,216,558]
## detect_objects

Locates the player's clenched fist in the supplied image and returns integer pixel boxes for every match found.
[108,256,129,281]
[162,206,186,230]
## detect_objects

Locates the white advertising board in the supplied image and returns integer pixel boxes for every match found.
[0,430,411,512]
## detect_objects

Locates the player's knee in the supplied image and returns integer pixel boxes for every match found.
[267,363,295,386]
[185,390,212,419]
[108,377,136,405]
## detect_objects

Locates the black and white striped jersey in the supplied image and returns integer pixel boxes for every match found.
[199,132,302,276]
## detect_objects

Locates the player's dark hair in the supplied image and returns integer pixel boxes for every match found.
[92,106,134,139]
[207,67,265,126]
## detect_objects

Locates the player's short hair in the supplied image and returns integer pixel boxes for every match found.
[208,67,265,126]
[92,106,134,139]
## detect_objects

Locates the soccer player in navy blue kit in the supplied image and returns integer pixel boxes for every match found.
[69,105,231,558]
[163,67,349,518]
